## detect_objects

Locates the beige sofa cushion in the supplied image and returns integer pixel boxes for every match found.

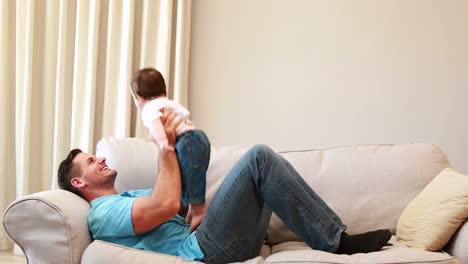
[267,144,449,244]
[397,168,468,251]
[266,237,458,264]
[96,137,159,192]
[96,137,252,206]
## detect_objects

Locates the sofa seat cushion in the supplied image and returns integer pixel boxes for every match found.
[81,240,268,264]
[265,237,458,264]
[82,240,203,264]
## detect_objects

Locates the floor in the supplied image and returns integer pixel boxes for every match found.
[0,250,26,264]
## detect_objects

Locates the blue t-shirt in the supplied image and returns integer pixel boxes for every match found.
[88,189,204,261]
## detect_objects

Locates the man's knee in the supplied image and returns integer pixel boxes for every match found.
[248,144,275,158]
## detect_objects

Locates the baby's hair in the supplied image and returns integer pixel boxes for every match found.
[131,68,167,99]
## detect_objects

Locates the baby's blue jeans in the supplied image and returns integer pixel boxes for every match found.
[175,129,211,206]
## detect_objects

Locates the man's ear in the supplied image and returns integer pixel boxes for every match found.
[71,177,85,188]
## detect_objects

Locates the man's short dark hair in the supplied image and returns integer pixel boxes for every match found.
[57,149,83,197]
[130,67,167,99]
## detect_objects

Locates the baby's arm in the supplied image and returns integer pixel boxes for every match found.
[147,117,174,151]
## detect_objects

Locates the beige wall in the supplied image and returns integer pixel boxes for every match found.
[188,0,468,173]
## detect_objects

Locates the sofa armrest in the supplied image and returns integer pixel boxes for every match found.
[3,190,92,264]
[445,221,468,264]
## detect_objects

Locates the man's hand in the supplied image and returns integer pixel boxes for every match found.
[160,109,182,148]
[186,204,206,232]
[158,139,175,151]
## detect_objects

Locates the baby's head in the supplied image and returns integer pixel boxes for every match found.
[130,67,166,108]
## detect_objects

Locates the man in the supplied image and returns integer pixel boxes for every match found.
[58,110,391,264]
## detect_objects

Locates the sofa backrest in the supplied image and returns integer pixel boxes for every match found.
[96,138,449,245]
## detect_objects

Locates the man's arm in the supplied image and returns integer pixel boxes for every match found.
[131,110,182,234]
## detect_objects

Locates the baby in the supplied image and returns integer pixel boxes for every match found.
[130,67,211,231]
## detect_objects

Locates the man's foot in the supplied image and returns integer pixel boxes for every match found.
[335,229,392,254]
[186,203,206,232]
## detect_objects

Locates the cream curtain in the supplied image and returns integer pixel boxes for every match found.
[0,0,192,250]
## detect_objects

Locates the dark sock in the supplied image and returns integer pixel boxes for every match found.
[335,229,392,254]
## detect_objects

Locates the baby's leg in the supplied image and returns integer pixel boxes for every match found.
[175,130,211,229]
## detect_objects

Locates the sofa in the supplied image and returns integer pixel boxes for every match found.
[3,137,468,264]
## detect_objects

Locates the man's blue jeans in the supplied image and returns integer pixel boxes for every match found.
[195,145,346,264]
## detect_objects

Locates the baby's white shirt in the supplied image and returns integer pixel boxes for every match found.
[141,97,195,135]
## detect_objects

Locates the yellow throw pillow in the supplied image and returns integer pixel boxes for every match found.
[397,167,468,251]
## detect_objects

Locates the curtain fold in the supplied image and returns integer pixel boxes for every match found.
[0,0,192,251]
[0,0,16,251]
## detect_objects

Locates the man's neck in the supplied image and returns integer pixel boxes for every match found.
[85,188,119,203]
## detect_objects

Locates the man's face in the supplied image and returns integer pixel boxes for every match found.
[72,153,117,189]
